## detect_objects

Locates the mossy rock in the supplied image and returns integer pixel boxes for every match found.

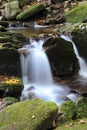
[65,1,87,23]
[0,21,9,28]
[76,96,87,118]
[58,100,77,123]
[3,97,19,106]
[0,36,11,43]
[0,25,8,32]
[16,3,46,21]
[2,42,15,48]
[0,99,58,130]
[3,82,23,98]
[0,32,26,48]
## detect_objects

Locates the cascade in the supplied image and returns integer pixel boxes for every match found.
[61,35,87,78]
[18,38,70,105]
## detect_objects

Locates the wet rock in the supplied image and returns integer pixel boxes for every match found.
[44,37,78,77]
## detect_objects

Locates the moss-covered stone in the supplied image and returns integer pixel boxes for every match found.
[0,77,23,98]
[0,99,58,130]
[76,96,87,118]
[2,42,14,48]
[58,100,77,124]
[0,32,26,48]
[65,1,87,23]
[3,82,23,98]
[3,97,19,106]
[0,25,8,32]
[16,3,46,21]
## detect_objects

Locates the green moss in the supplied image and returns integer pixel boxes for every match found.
[58,100,77,123]
[0,99,58,130]
[3,97,19,105]
[0,36,12,43]
[16,3,46,21]
[0,32,26,48]
[65,1,87,23]
[55,118,87,130]
[76,97,87,118]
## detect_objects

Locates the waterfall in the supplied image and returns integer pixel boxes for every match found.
[18,38,70,105]
[20,38,53,85]
[61,35,87,78]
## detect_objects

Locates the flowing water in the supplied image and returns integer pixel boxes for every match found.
[18,38,70,105]
[61,35,87,78]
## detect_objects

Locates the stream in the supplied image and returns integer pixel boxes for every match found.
[9,22,87,97]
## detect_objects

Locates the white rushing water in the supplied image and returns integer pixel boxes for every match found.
[61,35,87,78]
[19,38,70,105]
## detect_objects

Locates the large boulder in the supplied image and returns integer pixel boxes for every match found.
[16,3,46,21]
[44,37,78,77]
[0,98,58,130]
[2,1,20,20]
